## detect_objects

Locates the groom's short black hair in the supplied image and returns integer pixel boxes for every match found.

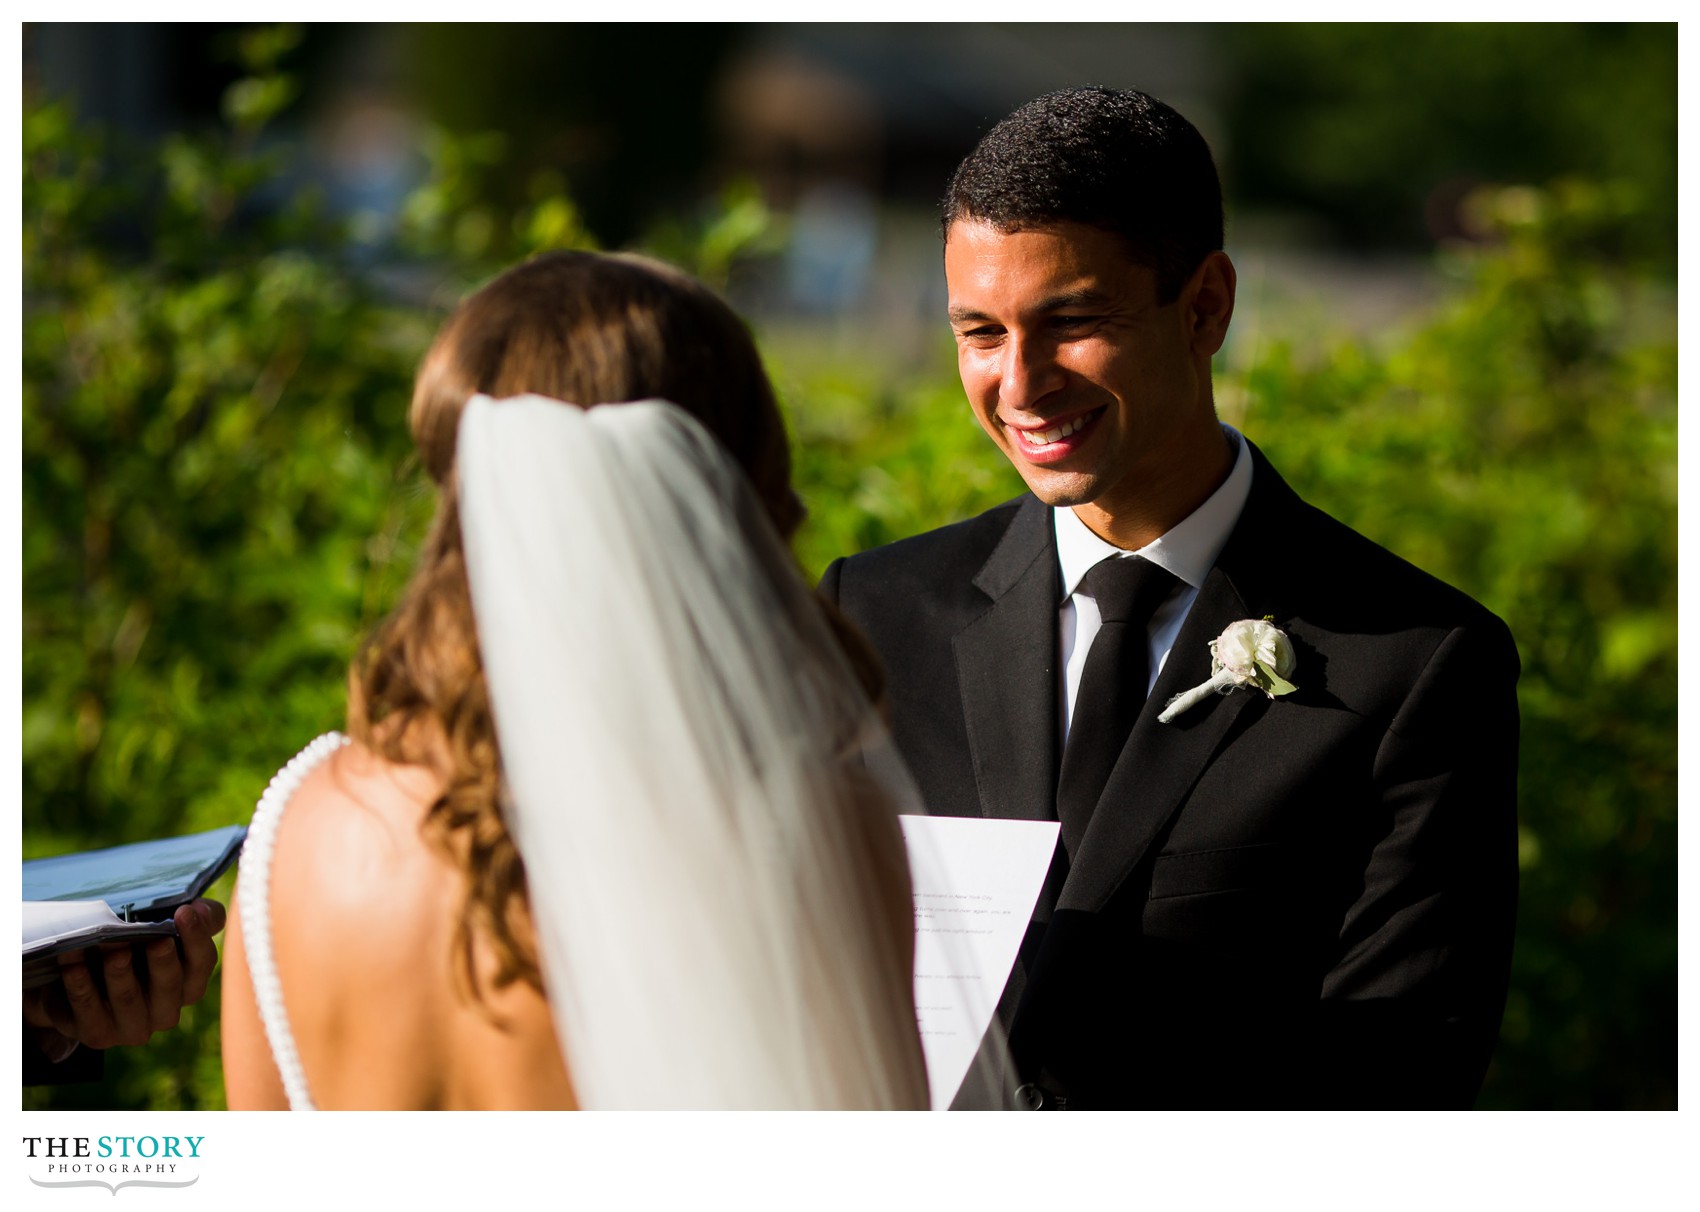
[942,87,1224,303]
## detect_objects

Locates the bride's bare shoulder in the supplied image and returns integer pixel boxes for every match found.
[265,738,460,1103]
[270,740,449,911]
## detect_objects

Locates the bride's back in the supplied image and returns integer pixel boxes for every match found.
[222,250,928,1110]
[223,739,573,1109]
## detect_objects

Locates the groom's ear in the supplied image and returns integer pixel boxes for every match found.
[1183,251,1236,360]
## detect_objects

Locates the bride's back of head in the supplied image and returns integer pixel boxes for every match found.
[348,250,812,997]
[411,250,801,534]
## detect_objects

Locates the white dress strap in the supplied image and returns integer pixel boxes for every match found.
[237,732,350,1111]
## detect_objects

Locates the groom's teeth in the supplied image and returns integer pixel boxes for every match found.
[1027,415,1085,447]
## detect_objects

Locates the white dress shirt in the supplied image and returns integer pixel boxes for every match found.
[1055,426,1254,745]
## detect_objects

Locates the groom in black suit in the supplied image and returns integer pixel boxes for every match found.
[820,88,1519,1109]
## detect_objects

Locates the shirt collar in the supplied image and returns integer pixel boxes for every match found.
[1053,424,1254,599]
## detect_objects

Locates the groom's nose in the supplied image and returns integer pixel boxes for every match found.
[997,332,1067,413]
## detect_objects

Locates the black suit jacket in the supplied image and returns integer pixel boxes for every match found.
[821,443,1519,1109]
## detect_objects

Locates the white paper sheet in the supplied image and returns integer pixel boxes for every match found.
[899,814,1061,1110]
[23,898,127,945]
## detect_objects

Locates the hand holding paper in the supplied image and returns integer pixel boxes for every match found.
[22,826,241,1059]
[23,900,227,1055]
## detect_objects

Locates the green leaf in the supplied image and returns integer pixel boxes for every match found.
[221,75,298,133]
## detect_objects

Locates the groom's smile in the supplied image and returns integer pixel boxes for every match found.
[1002,403,1109,465]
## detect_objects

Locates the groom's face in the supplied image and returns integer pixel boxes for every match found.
[945,219,1209,521]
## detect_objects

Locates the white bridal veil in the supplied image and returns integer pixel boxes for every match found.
[457,394,938,1109]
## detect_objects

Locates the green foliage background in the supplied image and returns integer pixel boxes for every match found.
[22,36,1674,1110]
[1216,23,1677,261]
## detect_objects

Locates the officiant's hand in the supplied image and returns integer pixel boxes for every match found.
[23,899,227,1056]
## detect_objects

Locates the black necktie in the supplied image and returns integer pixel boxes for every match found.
[1055,555,1178,858]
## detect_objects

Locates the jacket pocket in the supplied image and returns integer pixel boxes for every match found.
[1148,842,1288,900]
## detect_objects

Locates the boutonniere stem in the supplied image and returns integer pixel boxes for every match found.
[1158,617,1298,725]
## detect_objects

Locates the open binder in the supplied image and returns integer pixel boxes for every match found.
[22,824,246,988]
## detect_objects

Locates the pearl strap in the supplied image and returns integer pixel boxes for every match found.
[237,731,349,1111]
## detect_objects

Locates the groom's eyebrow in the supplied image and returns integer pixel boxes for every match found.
[948,288,1113,325]
[1038,288,1113,311]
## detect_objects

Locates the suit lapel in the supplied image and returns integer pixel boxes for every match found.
[950,496,1060,822]
[1057,443,1301,913]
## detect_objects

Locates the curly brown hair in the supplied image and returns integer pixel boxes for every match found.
[347,250,868,998]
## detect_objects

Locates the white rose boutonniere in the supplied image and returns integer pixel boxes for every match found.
[1157,616,1299,724]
